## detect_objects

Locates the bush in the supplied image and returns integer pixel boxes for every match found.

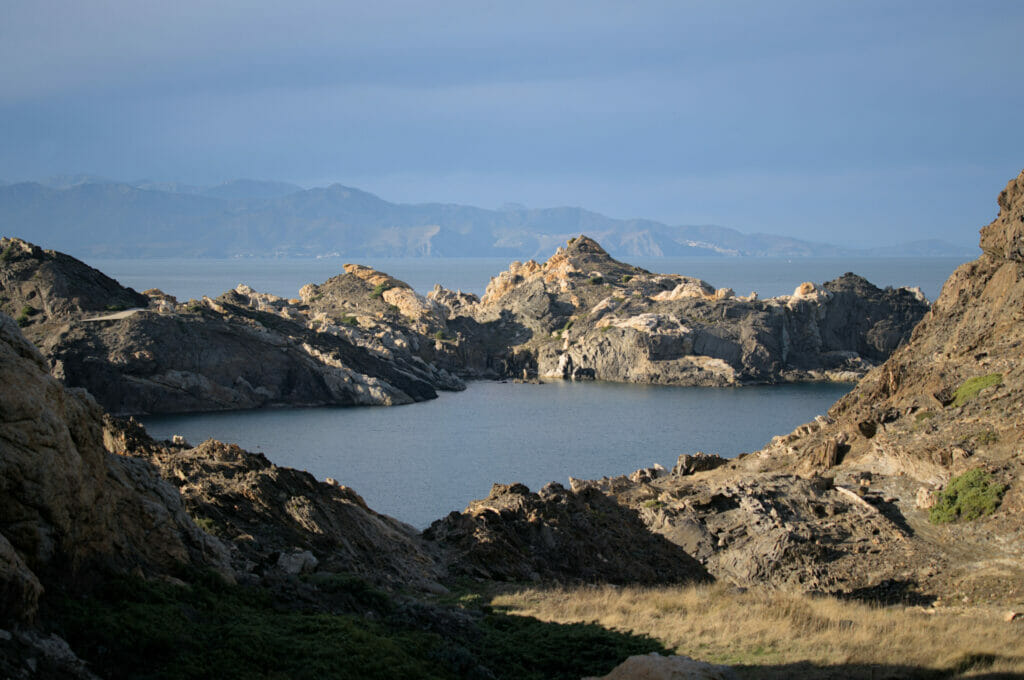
[15,304,38,327]
[0,244,14,262]
[434,330,449,341]
[588,276,604,285]
[340,315,359,326]
[929,469,1006,524]
[950,374,1002,408]
[621,274,632,283]
[105,304,127,312]
[370,282,393,299]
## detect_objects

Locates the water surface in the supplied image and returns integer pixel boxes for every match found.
[143,380,852,528]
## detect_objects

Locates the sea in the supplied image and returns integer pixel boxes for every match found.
[91,255,968,528]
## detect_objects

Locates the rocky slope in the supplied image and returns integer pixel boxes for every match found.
[0,313,230,628]
[0,237,461,415]
[582,170,1024,605]
[430,236,928,385]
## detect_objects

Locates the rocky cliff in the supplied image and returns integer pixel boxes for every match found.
[583,170,1024,604]
[430,236,928,385]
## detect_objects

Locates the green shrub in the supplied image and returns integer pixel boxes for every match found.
[950,373,1002,408]
[0,244,14,262]
[929,468,1006,524]
[642,499,664,509]
[914,410,935,422]
[340,315,359,326]
[434,329,449,341]
[370,282,393,299]
[105,304,127,312]
[15,304,38,327]
[588,276,604,285]
[621,274,632,283]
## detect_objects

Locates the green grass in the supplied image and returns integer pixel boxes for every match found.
[370,282,393,299]
[929,468,1006,524]
[48,572,666,680]
[589,276,604,285]
[0,244,15,262]
[339,315,359,327]
[950,373,1002,408]
[106,303,127,312]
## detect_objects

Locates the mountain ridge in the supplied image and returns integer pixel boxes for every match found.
[1,177,977,260]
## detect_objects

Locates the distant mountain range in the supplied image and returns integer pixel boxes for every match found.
[0,176,977,259]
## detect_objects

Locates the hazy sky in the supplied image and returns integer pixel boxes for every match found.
[2,1,1023,248]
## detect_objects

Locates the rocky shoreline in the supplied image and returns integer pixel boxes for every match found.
[2,233,926,416]
[2,169,1023,678]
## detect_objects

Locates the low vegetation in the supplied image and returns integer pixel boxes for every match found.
[950,373,1002,408]
[15,304,38,327]
[929,468,1006,524]
[588,275,604,285]
[370,282,393,299]
[48,571,665,680]
[339,315,359,327]
[491,583,1024,678]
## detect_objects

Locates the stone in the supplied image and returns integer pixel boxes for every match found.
[583,652,738,680]
[671,453,728,476]
[276,549,318,575]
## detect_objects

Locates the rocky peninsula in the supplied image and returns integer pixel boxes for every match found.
[2,233,926,415]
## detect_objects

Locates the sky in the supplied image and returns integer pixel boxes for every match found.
[2,0,1023,249]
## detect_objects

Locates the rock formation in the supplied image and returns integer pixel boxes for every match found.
[0,238,462,415]
[424,481,710,585]
[105,417,447,591]
[429,236,928,386]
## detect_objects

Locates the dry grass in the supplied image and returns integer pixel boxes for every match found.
[490,583,1024,678]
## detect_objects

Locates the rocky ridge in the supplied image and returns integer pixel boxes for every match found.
[429,236,929,386]
[577,170,1024,605]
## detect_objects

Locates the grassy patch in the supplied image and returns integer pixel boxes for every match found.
[589,276,604,285]
[950,373,1002,408]
[914,410,935,422]
[0,244,15,262]
[434,329,449,341]
[929,468,1006,524]
[370,282,393,299]
[621,274,632,283]
[491,583,1024,675]
[339,315,359,327]
[642,499,664,509]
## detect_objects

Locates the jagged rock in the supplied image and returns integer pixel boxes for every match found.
[671,453,728,476]
[107,424,446,589]
[465,236,927,385]
[583,653,738,680]
[423,482,710,585]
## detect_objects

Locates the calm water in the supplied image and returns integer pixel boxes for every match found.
[109,255,958,528]
[143,380,852,528]
[92,255,968,302]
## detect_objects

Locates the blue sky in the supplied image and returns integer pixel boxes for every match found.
[2,0,1022,248]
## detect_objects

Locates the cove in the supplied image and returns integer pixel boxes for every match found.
[142,379,852,528]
